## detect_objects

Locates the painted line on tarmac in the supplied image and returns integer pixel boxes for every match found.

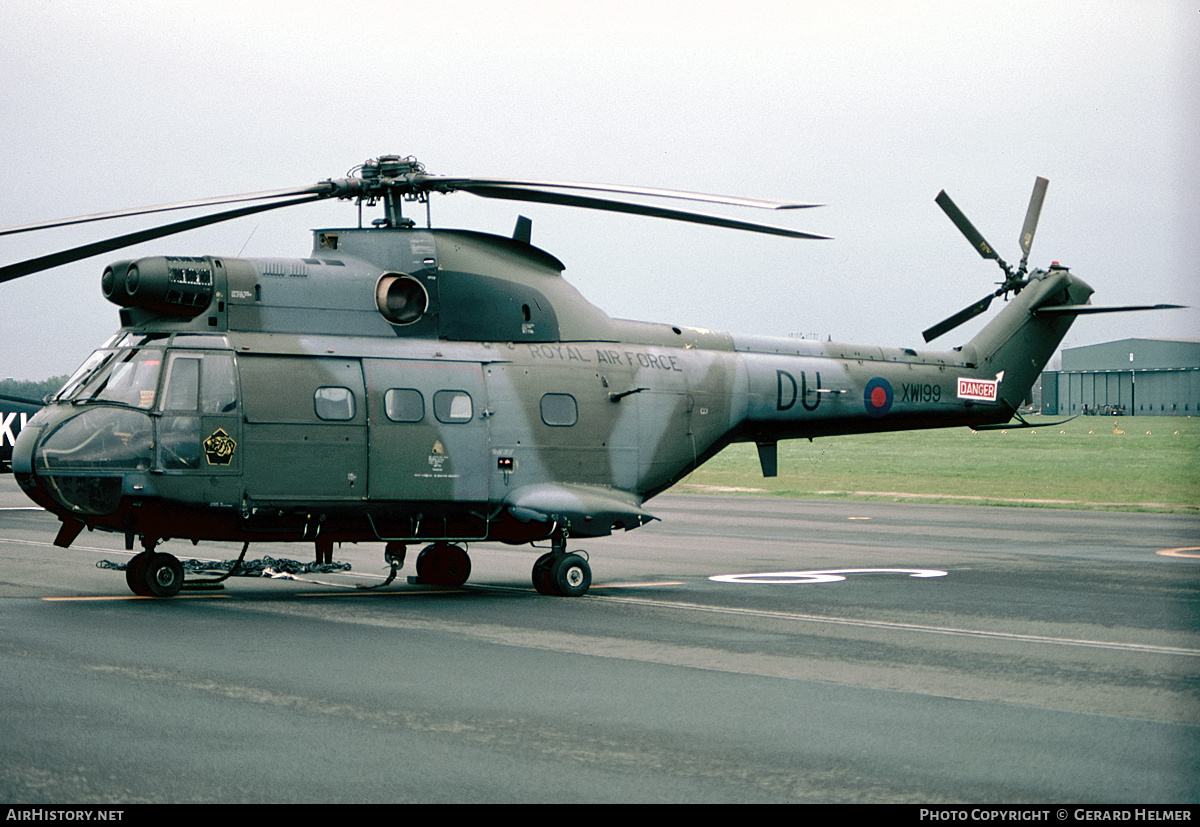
[591,581,686,589]
[44,593,228,601]
[1,535,131,555]
[297,588,465,598]
[468,581,685,595]
[38,582,684,602]
[586,594,1200,658]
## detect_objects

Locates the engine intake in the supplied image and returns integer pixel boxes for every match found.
[102,256,215,317]
[375,272,429,325]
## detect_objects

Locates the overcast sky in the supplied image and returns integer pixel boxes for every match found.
[2,0,1196,380]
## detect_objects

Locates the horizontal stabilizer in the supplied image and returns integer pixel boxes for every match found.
[1033,303,1185,317]
[505,483,657,537]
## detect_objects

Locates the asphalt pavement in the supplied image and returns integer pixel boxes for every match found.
[1,477,1197,803]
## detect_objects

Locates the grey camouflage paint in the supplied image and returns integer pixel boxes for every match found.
[12,226,1090,547]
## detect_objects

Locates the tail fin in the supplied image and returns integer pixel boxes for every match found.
[960,267,1092,410]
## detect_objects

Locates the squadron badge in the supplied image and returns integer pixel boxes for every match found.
[203,428,237,466]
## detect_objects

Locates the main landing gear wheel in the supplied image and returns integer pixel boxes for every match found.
[532,552,591,597]
[125,551,151,594]
[126,551,184,597]
[414,543,471,587]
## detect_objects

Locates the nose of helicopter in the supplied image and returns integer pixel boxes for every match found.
[12,405,153,519]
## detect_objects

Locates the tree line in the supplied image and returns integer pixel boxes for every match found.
[0,376,69,403]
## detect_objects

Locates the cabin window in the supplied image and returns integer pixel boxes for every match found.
[385,388,424,422]
[433,390,473,423]
[540,393,578,427]
[315,387,356,421]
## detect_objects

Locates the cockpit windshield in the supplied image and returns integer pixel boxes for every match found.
[56,348,164,410]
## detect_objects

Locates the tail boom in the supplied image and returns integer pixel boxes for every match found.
[730,267,1090,451]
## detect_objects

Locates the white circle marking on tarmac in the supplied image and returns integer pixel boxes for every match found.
[1156,547,1200,559]
[709,568,949,585]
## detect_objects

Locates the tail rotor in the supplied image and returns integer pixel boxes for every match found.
[923,177,1049,343]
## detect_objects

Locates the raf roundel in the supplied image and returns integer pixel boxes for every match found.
[864,377,893,418]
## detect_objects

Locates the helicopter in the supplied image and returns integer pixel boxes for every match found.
[1,393,42,472]
[1,155,1180,598]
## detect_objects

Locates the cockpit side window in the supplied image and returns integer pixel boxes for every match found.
[159,351,238,414]
[162,355,200,411]
[200,353,238,414]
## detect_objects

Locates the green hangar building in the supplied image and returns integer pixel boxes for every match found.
[1041,338,1200,417]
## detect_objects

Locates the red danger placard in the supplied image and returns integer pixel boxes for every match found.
[957,376,999,402]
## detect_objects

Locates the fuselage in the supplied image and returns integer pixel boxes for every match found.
[11,225,1091,549]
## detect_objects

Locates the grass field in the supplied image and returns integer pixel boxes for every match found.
[678,415,1200,512]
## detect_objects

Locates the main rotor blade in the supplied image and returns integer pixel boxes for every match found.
[936,190,1000,261]
[0,184,335,238]
[0,194,324,284]
[0,392,44,406]
[922,293,995,343]
[1019,177,1049,258]
[418,175,819,211]
[453,184,829,239]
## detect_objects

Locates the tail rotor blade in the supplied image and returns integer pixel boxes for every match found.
[936,190,1000,262]
[1019,177,1049,258]
[926,175,1051,342]
[922,293,995,343]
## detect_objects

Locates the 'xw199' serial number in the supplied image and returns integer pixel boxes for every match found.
[900,382,942,403]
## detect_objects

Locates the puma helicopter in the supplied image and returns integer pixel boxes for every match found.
[1,156,1177,597]
[1,393,42,472]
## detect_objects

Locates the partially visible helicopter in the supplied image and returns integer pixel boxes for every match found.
[0,156,1180,597]
[1,393,42,472]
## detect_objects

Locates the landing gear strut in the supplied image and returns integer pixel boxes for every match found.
[315,536,334,565]
[532,531,591,597]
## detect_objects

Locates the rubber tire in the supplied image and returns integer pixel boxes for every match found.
[552,553,591,597]
[125,551,153,596]
[138,553,184,598]
[416,543,471,587]
[532,552,557,595]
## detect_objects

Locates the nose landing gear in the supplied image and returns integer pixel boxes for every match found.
[124,538,184,597]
